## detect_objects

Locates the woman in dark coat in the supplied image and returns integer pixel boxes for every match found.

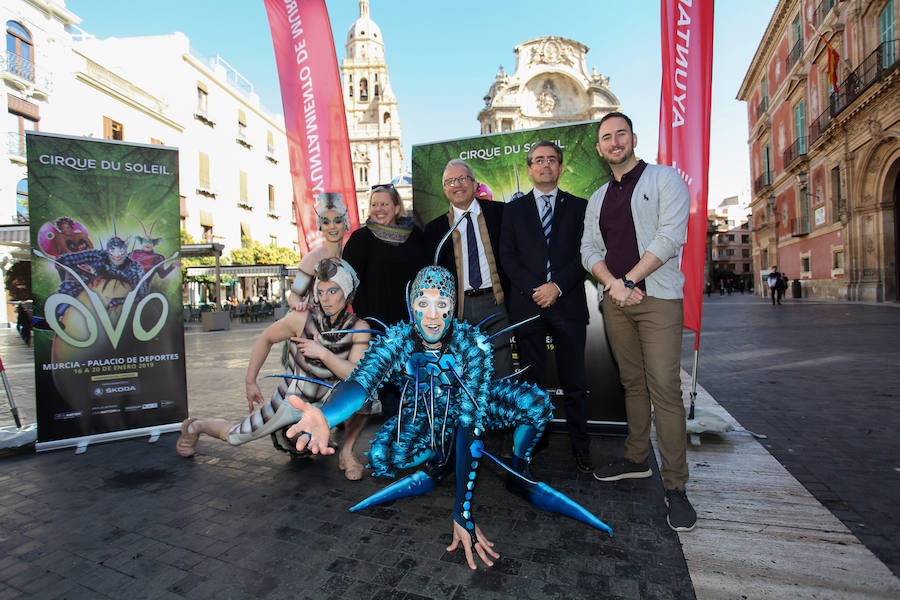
[342,184,428,328]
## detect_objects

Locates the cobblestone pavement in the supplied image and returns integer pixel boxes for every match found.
[0,322,695,599]
[682,293,900,578]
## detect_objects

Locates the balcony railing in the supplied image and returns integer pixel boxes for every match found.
[753,172,772,195]
[809,40,899,146]
[7,132,25,158]
[791,216,810,236]
[3,51,34,82]
[235,131,251,148]
[783,137,807,167]
[756,96,769,119]
[812,0,837,29]
[787,38,803,71]
[809,105,833,145]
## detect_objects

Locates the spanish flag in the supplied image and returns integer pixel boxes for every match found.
[818,33,840,94]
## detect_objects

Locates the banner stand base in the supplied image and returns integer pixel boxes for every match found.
[36,422,182,454]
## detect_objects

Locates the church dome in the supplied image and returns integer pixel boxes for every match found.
[347,0,383,46]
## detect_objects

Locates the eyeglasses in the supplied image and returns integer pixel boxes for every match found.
[371,183,395,191]
[443,175,472,188]
[531,157,559,166]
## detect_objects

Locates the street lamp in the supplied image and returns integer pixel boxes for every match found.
[767,194,779,288]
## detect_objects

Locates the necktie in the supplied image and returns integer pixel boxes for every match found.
[465,212,482,290]
[541,195,553,281]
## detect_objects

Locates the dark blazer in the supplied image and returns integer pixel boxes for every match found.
[499,189,589,323]
[424,199,509,309]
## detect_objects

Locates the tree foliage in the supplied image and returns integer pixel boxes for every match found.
[229,238,299,266]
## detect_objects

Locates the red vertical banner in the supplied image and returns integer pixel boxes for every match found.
[658,0,714,350]
[264,0,359,253]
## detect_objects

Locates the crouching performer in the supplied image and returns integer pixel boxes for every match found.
[176,258,374,480]
[285,264,612,570]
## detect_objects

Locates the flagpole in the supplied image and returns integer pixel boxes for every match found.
[689,333,699,420]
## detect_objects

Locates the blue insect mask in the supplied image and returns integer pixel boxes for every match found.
[410,266,455,345]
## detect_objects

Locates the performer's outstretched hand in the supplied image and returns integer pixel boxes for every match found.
[447,520,499,570]
[285,395,333,455]
[245,381,265,411]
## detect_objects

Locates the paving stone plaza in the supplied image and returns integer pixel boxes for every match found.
[1,295,899,599]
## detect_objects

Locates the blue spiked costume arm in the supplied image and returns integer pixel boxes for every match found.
[319,322,413,428]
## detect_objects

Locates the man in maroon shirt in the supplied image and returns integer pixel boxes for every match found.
[580,112,695,532]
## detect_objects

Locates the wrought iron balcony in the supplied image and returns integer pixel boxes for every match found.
[791,216,810,237]
[3,51,34,82]
[756,96,769,120]
[808,40,898,146]
[787,38,803,71]
[783,137,807,168]
[235,131,251,149]
[753,172,772,195]
[830,40,899,117]
[812,0,836,28]
[809,106,833,145]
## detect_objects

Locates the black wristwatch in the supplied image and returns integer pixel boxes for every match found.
[622,278,636,289]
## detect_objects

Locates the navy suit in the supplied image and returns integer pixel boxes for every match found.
[500,189,590,452]
[425,199,512,376]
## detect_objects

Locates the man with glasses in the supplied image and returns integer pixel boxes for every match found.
[424,159,512,376]
[499,141,593,473]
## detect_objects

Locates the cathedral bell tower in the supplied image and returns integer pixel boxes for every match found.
[341,0,408,220]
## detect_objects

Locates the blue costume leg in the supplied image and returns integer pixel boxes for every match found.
[483,381,613,534]
[349,456,452,512]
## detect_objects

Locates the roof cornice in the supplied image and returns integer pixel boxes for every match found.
[737,0,795,100]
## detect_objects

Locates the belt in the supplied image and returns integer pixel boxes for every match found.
[464,287,492,297]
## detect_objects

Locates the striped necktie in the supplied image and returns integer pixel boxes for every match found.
[465,212,482,290]
[541,194,553,281]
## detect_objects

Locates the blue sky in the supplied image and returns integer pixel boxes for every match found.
[66,0,776,207]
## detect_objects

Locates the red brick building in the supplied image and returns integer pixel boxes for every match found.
[738,0,899,301]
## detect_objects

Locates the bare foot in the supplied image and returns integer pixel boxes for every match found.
[176,418,199,457]
[339,453,364,481]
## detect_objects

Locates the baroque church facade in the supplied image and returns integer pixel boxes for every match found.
[341,0,409,220]
[477,36,620,134]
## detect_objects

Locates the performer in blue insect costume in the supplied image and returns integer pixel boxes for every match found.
[283,258,612,569]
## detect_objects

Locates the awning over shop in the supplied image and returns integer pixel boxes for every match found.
[185,265,298,277]
[0,225,30,247]
[181,243,224,305]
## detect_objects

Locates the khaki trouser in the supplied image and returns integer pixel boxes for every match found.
[600,295,689,490]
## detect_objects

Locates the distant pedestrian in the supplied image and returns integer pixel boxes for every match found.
[705,281,711,297]
[16,303,31,346]
[768,269,778,305]
[775,272,787,304]
[768,268,785,305]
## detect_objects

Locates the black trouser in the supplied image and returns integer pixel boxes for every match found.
[515,315,589,452]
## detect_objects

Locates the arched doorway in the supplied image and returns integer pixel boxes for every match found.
[893,165,900,301]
